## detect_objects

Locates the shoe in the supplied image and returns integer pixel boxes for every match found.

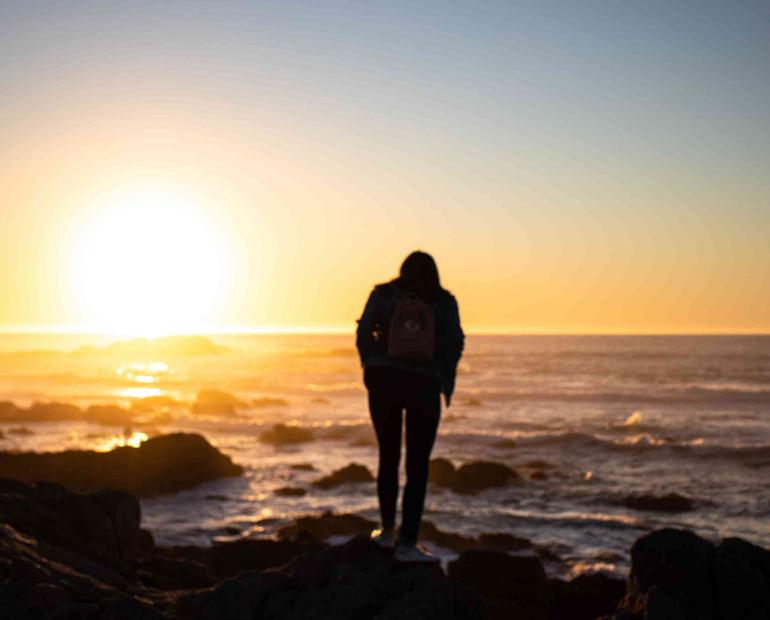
[393,543,439,564]
[370,528,396,550]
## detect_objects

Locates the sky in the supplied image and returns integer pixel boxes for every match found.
[1,1,769,335]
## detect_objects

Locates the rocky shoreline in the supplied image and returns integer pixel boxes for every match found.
[1,479,768,619]
[0,433,768,619]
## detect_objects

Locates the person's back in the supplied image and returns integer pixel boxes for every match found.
[356,251,464,562]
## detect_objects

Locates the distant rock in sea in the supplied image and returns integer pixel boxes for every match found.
[191,389,248,416]
[429,457,521,493]
[620,492,696,513]
[0,433,243,496]
[260,423,314,444]
[73,335,229,357]
[313,463,374,489]
[0,399,134,427]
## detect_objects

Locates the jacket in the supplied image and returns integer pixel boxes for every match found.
[355,282,464,406]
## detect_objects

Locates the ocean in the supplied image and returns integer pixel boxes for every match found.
[1,333,768,578]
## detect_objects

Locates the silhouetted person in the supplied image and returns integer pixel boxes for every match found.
[356,251,464,562]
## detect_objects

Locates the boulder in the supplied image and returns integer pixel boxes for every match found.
[260,423,315,444]
[451,461,520,493]
[428,457,456,486]
[621,492,695,513]
[313,463,374,489]
[0,433,243,496]
[624,528,716,619]
[274,486,306,497]
[192,390,247,416]
[449,549,548,618]
[548,572,625,620]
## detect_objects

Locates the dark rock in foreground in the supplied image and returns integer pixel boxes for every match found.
[313,463,374,489]
[1,477,768,620]
[606,527,770,620]
[621,492,696,513]
[0,433,243,496]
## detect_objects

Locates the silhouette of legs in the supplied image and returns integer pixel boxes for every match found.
[400,384,440,544]
[369,396,402,528]
[366,366,441,541]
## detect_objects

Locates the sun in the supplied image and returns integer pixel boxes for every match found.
[69,186,234,337]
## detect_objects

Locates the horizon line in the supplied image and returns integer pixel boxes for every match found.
[0,324,769,338]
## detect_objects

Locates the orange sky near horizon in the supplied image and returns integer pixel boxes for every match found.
[2,3,769,337]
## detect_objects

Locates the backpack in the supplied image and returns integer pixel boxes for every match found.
[385,287,436,362]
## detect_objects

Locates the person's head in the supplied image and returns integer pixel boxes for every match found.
[397,250,442,302]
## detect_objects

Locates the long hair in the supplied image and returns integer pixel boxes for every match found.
[396,251,443,302]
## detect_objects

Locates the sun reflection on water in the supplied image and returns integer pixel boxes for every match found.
[95,431,149,452]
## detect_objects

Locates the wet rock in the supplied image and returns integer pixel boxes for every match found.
[621,492,695,513]
[25,582,74,611]
[549,572,625,620]
[477,532,534,552]
[289,463,316,471]
[313,463,374,489]
[192,389,247,416]
[84,404,133,427]
[428,457,456,487]
[175,570,286,620]
[615,528,717,619]
[260,423,315,444]
[0,433,243,496]
[274,486,306,497]
[449,549,548,618]
[451,461,520,493]
[278,511,376,542]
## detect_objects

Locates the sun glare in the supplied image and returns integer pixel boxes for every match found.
[70,187,234,337]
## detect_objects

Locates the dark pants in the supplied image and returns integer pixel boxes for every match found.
[364,365,441,545]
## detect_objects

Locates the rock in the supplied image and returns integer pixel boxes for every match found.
[530,470,548,480]
[260,423,314,444]
[712,537,770,620]
[449,549,548,618]
[618,528,717,619]
[428,457,456,487]
[192,390,247,416]
[621,493,695,513]
[0,433,243,496]
[451,461,520,493]
[548,572,625,620]
[477,532,533,552]
[274,486,306,497]
[175,571,286,620]
[289,463,316,471]
[84,404,133,427]
[313,463,374,489]
[25,582,73,611]
[99,594,165,619]
[277,512,376,542]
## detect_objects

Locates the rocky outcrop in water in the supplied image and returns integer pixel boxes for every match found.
[260,423,315,444]
[0,433,243,496]
[313,463,374,489]
[620,492,696,513]
[429,457,521,493]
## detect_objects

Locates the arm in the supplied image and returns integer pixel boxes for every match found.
[355,289,380,367]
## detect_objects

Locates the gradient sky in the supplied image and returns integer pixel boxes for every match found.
[1,1,769,334]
